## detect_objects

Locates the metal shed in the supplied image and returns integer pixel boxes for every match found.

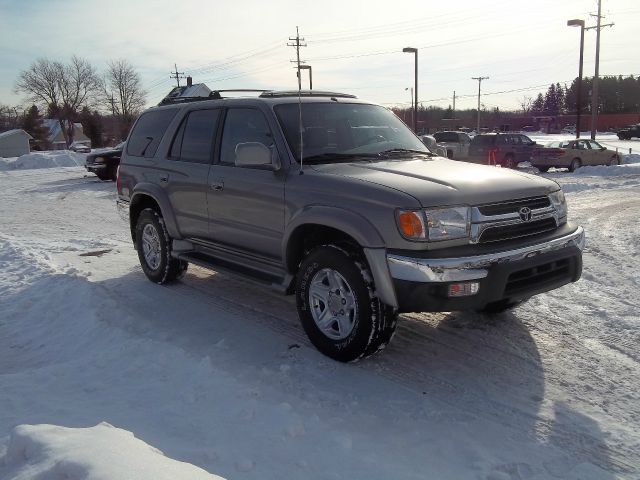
[0,129,32,157]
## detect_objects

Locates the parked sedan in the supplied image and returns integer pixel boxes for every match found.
[69,141,91,153]
[85,142,124,181]
[532,139,621,172]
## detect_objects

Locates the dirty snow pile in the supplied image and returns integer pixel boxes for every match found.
[2,423,223,480]
[0,151,85,171]
[0,157,639,479]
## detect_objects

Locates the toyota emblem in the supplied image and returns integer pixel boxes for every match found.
[519,206,532,222]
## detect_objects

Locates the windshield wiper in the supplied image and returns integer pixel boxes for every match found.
[377,148,434,158]
[302,153,379,164]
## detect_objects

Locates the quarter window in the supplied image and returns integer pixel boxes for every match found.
[127,109,178,157]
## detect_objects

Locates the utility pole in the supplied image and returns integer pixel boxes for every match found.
[472,76,489,133]
[585,0,614,140]
[452,90,456,120]
[170,63,185,87]
[288,26,307,91]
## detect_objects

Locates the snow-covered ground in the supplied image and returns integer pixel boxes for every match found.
[0,156,639,479]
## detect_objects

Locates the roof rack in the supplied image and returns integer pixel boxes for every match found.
[259,90,357,99]
[158,89,357,106]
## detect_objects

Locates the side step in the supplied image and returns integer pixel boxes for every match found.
[175,251,294,294]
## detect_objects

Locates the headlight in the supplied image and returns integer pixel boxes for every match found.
[396,207,470,241]
[93,156,105,164]
[425,206,470,241]
[548,190,567,223]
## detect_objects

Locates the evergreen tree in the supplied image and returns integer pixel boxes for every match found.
[21,105,47,143]
[79,107,104,148]
[532,93,544,113]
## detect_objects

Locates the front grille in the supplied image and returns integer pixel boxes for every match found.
[479,217,557,243]
[478,196,551,216]
[505,258,571,296]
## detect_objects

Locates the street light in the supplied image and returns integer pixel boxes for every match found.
[403,47,418,133]
[299,65,312,90]
[567,19,585,139]
[405,87,413,124]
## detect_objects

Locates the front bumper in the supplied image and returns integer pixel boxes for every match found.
[85,164,107,173]
[383,226,584,312]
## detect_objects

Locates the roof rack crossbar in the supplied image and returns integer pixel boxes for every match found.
[259,90,357,99]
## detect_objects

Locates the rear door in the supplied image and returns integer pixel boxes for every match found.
[162,108,220,239]
[207,107,285,260]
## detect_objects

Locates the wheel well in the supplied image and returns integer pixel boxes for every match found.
[286,224,361,273]
[129,194,161,243]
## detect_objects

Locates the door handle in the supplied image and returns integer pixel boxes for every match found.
[159,175,168,183]
[210,180,224,191]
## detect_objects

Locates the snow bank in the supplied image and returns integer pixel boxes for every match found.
[0,151,84,171]
[2,423,225,480]
[573,162,640,177]
[623,153,640,164]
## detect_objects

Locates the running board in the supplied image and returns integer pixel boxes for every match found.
[174,251,294,294]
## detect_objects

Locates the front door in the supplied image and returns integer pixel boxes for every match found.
[207,108,285,260]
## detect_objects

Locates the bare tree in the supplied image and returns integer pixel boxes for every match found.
[103,59,146,137]
[15,56,100,146]
[519,95,533,114]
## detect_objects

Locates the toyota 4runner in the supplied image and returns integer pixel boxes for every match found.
[116,90,584,362]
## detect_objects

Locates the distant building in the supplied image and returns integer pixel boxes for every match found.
[0,129,32,157]
[41,119,91,150]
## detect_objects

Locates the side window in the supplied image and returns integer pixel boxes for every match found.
[169,109,219,163]
[497,135,509,145]
[127,109,178,157]
[521,135,532,145]
[589,140,603,149]
[220,108,274,166]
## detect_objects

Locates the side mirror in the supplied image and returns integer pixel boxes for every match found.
[235,142,272,167]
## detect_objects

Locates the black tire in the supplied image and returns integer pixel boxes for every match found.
[447,149,454,159]
[295,244,397,362]
[608,155,619,166]
[503,155,515,169]
[538,166,550,173]
[135,208,188,284]
[109,164,118,181]
[477,298,529,314]
[95,170,110,181]
[569,158,582,172]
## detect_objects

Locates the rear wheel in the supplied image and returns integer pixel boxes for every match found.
[608,155,619,166]
[295,245,397,362]
[569,158,582,172]
[503,155,515,169]
[135,208,188,284]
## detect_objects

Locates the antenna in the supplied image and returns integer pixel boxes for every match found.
[288,26,307,173]
[170,63,186,87]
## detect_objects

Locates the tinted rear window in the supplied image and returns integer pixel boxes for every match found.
[434,132,459,142]
[127,109,178,157]
[471,135,496,146]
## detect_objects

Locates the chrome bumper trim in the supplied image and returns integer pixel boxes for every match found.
[387,226,585,283]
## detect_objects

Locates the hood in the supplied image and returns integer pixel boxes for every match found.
[310,157,558,207]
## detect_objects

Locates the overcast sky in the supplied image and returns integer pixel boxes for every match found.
[1,0,638,112]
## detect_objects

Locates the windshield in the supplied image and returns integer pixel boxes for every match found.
[433,132,459,142]
[274,102,429,163]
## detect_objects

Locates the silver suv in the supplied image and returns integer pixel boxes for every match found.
[116,90,584,362]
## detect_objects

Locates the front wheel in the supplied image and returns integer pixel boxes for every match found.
[295,245,397,362]
[569,158,582,172]
[135,208,188,284]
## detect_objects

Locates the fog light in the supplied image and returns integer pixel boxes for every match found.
[448,282,480,297]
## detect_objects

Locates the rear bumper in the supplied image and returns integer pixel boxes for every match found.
[116,198,130,223]
[366,226,584,312]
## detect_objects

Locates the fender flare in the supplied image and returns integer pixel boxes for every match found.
[130,182,181,239]
[283,205,385,269]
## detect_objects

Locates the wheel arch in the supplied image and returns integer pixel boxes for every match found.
[129,183,181,243]
[283,207,385,274]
